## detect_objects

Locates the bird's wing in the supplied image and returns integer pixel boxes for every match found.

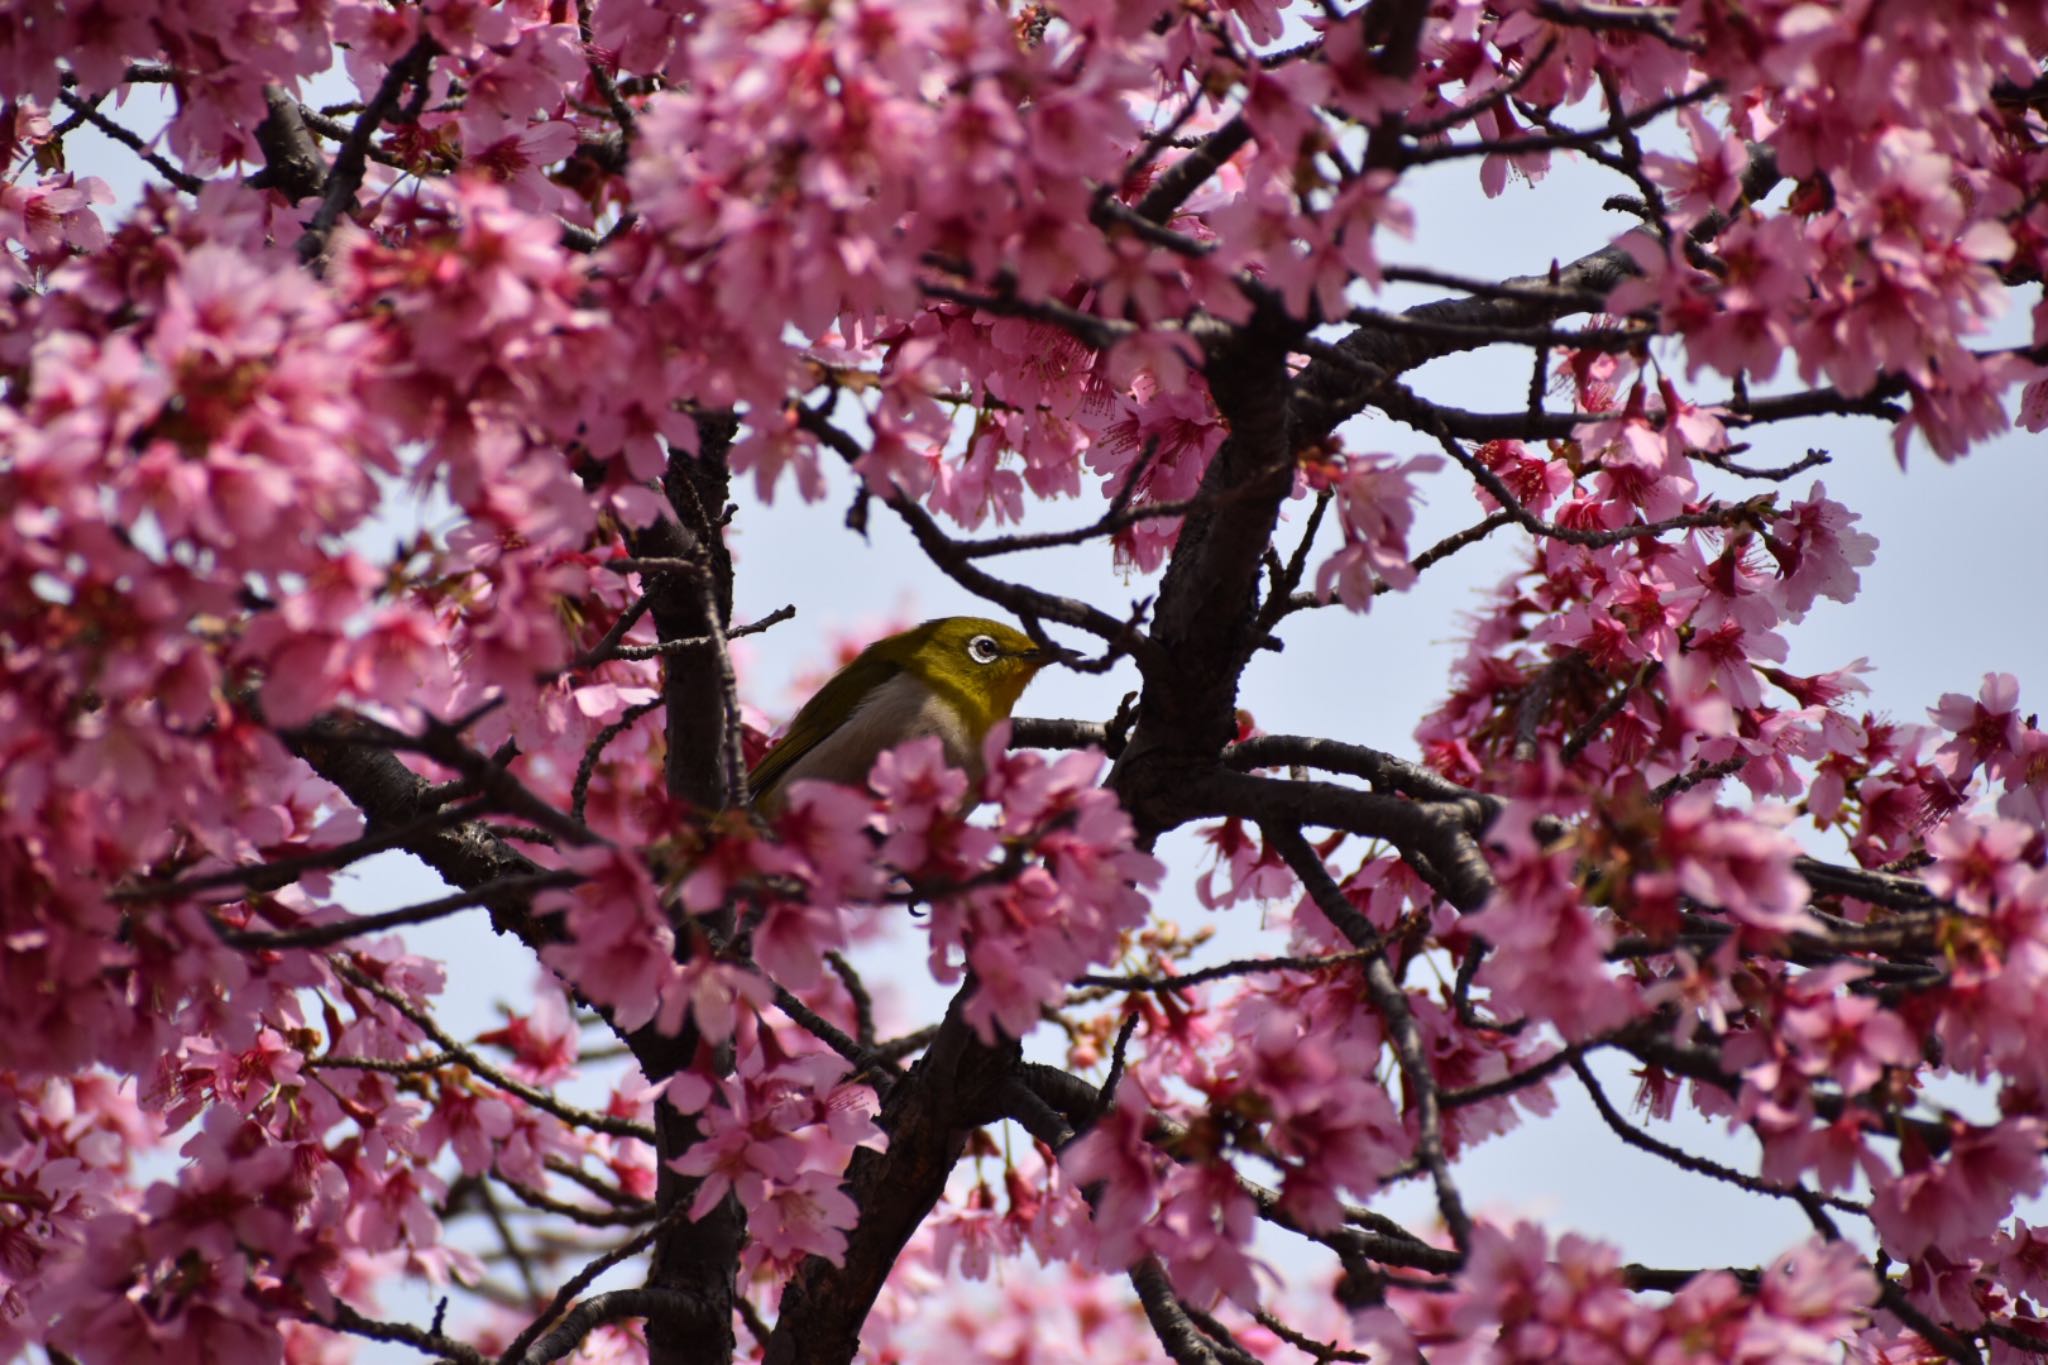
[748,649,904,803]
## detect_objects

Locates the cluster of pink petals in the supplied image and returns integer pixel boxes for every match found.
[1465,800,1640,1042]
[901,731,1164,1042]
[0,940,669,1361]
[1929,675,2048,829]
[666,1028,885,1272]
[1609,0,2048,463]
[1363,1225,1876,1364]
[1054,830,1566,1313]
[2,0,2048,1357]
[616,1,1157,502]
[1311,452,1445,611]
[1421,460,1914,850]
[0,0,334,170]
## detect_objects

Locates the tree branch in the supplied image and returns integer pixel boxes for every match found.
[516,1289,693,1365]
[1200,770,1495,912]
[55,91,204,194]
[496,1214,684,1365]
[1571,1056,1867,1216]
[1110,306,1301,842]
[299,38,434,265]
[251,84,328,201]
[1132,1257,1225,1365]
[332,960,657,1143]
[1268,826,1473,1256]
[220,871,581,951]
[764,995,1019,1365]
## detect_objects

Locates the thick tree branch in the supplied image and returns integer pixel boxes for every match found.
[284,715,559,949]
[1111,308,1300,841]
[516,1289,693,1365]
[764,996,1020,1365]
[1135,116,1251,224]
[496,1213,684,1364]
[1132,1258,1226,1365]
[1199,770,1495,912]
[620,429,751,1365]
[251,84,327,201]
[1009,717,1111,751]
[1289,145,1785,444]
[1225,734,1501,810]
[299,39,434,265]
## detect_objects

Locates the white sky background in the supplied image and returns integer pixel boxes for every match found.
[49,44,2048,1360]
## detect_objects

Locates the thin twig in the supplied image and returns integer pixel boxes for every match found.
[1402,37,1560,139]
[55,91,204,193]
[1876,1279,1983,1365]
[552,594,654,678]
[1096,1010,1141,1120]
[1267,825,1472,1256]
[1649,755,1746,801]
[320,1302,489,1365]
[1561,660,1659,762]
[116,799,492,902]
[571,698,663,825]
[311,1050,456,1074]
[1442,1042,1592,1110]
[1405,82,1717,165]
[826,951,877,1048]
[496,1173,658,1227]
[495,1215,683,1365]
[573,0,637,141]
[220,872,579,951]
[332,960,657,1143]
[1077,946,1385,994]
[1570,1057,1867,1215]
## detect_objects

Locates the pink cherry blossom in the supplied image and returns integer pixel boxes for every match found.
[1872,1119,2048,1262]
[1313,453,1444,610]
[7,0,2048,1357]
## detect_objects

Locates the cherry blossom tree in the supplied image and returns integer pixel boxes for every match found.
[5,0,2048,1362]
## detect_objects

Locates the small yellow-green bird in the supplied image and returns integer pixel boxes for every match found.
[748,617,1050,812]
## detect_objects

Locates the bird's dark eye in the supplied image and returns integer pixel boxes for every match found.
[968,634,1000,664]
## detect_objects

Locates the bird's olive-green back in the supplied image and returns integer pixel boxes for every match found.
[747,645,906,801]
[747,616,1045,804]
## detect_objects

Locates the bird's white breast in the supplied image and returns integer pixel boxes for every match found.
[773,671,978,794]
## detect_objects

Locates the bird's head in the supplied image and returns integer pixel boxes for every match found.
[882,616,1049,737]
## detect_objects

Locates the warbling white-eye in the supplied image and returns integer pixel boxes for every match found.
[749,617,1049,812]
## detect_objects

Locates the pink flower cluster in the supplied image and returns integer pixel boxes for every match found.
[1060,844,1554,1313]
[1420,467,1892,829]
[1362,1224,1877,1364]
[1311,452,1445,611]
[1464,796,1641,1041]
[3,940,648,1362]
[6,0,2048,1357]
[887,731,1164,1042]
[1930,676,2048,830]
[0,0,334,170]
[666,1025,885,1273]
[1608,0,2048,462]
[616,1,1155,501]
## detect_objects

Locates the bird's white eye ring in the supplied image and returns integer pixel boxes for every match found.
[968,634,1000,664]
